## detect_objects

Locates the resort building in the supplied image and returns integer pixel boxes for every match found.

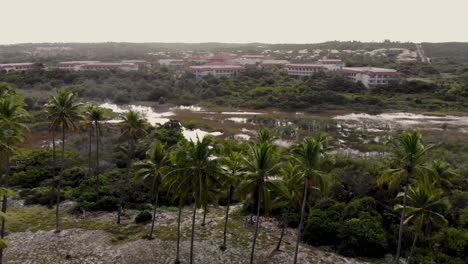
[342,67,400,87]
[189,65,244,78]
[58,61,100,70]
[259,59,290,68]
[0,63,36,72]
[285,64,326,76]
[121,60,150,69]
[318,59,345,70]
[75,63,139,71]
[158,59,185,67]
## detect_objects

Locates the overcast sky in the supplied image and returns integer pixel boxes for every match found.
[2,0,467,44]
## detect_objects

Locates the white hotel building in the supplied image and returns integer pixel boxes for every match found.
[342,67,400,87]
[0,63,36,72]
[285,64,326,76]
[58,61,140,71]
[189,65,243,78]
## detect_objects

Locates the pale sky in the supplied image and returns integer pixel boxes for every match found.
[1,0,467,44]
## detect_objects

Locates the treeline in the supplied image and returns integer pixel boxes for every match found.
[1,68,467,113]
[1,85,467,264]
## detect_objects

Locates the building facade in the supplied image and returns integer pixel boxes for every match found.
[75,63,139,71]
[0,63,36,72]
[342,67,400,87]
[189,65,244,78]
[285,64,326,76]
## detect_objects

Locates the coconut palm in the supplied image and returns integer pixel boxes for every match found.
[292,135,331,264]
[117,110,149,224]
[163,160,191,264]
[171,136,221,264]
[239,141,280,264]
[424,160,457,189]
[134,142,170,239]
[84,105,106,196]
[394,178,450,263]
[45,89,83,233]
[220,152,243,251]
[377,131,433,264]
[271,163,303,252]
[0,94,29,264]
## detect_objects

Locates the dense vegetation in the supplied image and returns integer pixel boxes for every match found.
[1,67,467,113]
[0,84,466,264]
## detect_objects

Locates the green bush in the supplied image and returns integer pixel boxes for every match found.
[22,186,56,206]
[135,211,152,224]
[303,199,345,246]
[337,217,388,258]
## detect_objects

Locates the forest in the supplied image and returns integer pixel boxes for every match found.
[0,82,466,264]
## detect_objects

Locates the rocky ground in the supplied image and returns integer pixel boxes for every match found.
[3,202,378,264]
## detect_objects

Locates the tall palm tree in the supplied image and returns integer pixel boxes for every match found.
[134,142,170,239]
[394,178,450,263]
[377,131,433,264]
[271,163,303,252]
[0,94,29,264]
[220,152,243,251]
[84,105,106,196]
[170,136,221,264]
[117,110,149,224]
[239,141,280,264]
[45,89,83,233]
[163,159,191,264]
[292,135,330,264]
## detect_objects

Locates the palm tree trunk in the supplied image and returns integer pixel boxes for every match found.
[406,214,424,264]
[293,177,309,264]
[201,203,207,227]
[275,217,287,251]
[395,177,410,264]
[175,202,183,264]
[95,121,100,199]
[190,197,198,264]
[148,186,159,240]
[55,126,65,233]
[221,185,233,251]
[250,185,262,264]
[50,130,56,208]
[88,126,93,179]
[0,154,10,264]
[118,139,133,224]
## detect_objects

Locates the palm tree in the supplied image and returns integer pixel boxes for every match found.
[239,140,280,264]
[271,163,303,252]
[394,178,450,263]
[220,152,243,251]
[171,136,220,264]
[45,89,83,233]
[377,131,433,264]
[84,105,106,196]
[0,94,28,264]
[292,135,330,264]
[424,160,457,189]
[117,110,149,224]
[163,162,191,264]
[134,142,170,239]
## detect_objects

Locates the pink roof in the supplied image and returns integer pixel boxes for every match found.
[285,64,326,69]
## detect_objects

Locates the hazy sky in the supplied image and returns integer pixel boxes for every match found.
[2,0,467,44]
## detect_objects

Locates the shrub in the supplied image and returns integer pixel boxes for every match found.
[95,196,119,211]
[135,211,152,224]
[337,217,388,258]
[22,186,56,206]
[303,199,345,246]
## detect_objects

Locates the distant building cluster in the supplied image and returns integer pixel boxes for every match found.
[1,53,401,87]
[58,60,149,71]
